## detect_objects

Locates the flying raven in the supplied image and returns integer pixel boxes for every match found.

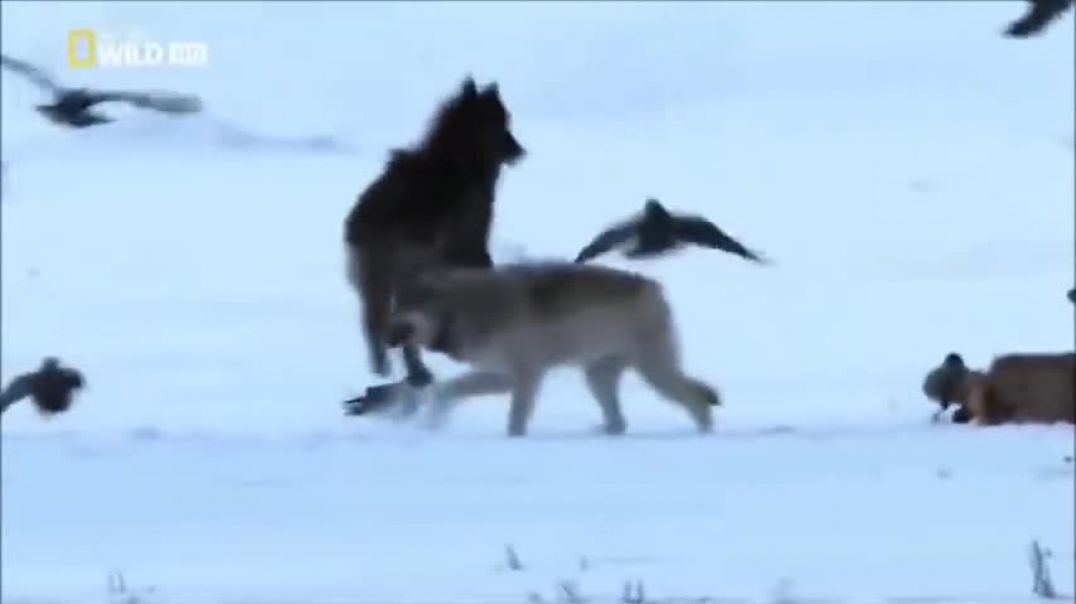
[574,198,769,265]
[1,53,202,128]
[0,357,85,415]
[1004,0,1073,37]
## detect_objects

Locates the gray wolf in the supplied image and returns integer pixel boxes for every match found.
[342,77,525,387]
[384,262,721,437]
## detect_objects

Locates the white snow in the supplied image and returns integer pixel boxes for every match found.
[2,2,1074,602]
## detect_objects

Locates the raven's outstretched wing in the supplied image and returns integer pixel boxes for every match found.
[671,216,768,264]
[574,221,638,263]
[0,54,62,94]
[1005,0,1073,37]
[0,372,35,414]
[87,90,203,114]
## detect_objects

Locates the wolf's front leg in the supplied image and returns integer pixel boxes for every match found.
[402,343,434,387]
[507,371,543,437]
[583,357,628,435]
[423,371,514,430]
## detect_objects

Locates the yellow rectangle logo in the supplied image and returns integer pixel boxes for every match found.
[65,28,209,68]
[67,28,96,68]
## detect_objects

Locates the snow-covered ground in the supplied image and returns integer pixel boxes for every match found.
[2,2,1074,602]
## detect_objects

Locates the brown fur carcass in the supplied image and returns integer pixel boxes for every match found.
[922,352,1075,425]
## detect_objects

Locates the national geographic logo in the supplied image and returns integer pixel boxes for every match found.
[67,28,209,68]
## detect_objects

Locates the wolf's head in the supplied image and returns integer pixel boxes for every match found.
[422,77,525,170]
[922,352,971,411]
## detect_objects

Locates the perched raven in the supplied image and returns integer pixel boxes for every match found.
[0,357,84,415]
[1,53,202,128]
[1005,0,1073,37]
[574,198,769,265]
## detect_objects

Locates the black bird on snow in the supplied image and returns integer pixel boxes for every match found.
[574,198,769,265]
[1004,0,1073,37]
[1,53,202,128]
[0,357,85,416]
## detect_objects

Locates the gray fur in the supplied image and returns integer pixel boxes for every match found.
[390,262,720,437]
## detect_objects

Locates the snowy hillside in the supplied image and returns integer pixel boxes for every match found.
[2,2,1074,602]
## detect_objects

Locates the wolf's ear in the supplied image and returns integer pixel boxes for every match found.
[461,77,478,99]
[481,82,501,99]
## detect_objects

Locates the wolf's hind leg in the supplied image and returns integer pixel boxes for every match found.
[584,356,628,435]
[633,337,718,433]
[350,245,392,377]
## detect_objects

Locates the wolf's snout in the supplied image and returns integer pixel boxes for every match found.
[386,322,414,348]
[503,132,525,164]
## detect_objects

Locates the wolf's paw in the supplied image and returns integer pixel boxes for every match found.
[600,421,627,436]
[405,366,434,388]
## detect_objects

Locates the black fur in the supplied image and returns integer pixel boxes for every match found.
[344,77,524,266]
[342,77,524,391]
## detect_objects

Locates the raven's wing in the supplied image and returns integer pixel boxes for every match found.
[574,222,637,263]
[671,216,768,264]
[0,54,62,94]
[0,372,35,414]
[1005,0,1073,37]
[87,90,203,114]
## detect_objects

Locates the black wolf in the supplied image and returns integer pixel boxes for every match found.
[343,77,525,389]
